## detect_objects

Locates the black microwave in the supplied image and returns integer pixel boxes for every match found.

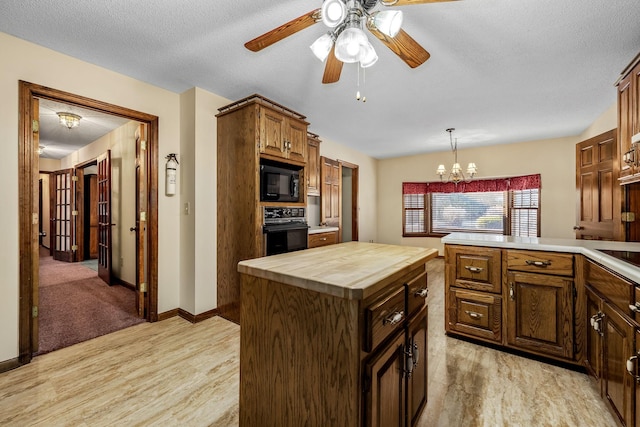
[260,161,301,203]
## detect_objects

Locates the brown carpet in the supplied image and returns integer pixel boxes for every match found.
[38,250,145,355]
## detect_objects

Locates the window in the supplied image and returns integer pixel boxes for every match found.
[402,174,540,237]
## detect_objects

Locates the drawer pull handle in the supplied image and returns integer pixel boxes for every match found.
[464,266,484,273]
[525,260,551,267]
[464,310,483,320]
[590,312,604,335]
[630,303,640,313]
[414,288,428,298]
[319,238,327,241]
[627,355,640,382]
[383,311,404,326]
[509,282,515,301]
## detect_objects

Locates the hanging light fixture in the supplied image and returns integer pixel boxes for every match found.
[57,112,82,129]
[436,128,478,184]
[311,0,400,70]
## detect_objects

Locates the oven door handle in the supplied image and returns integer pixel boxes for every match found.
[263,225,309,234]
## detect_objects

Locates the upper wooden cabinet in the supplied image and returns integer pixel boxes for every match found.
[307,132,321,196]
[321,156,341,233]
[617,53,640,182]
[259,105,307,163]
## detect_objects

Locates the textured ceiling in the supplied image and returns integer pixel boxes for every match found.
[2,0,640,159]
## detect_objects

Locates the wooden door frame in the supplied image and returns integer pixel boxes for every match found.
[338,160,359,242]
[18,81,159,366]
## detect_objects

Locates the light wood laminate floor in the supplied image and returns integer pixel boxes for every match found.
[0,258,617,426]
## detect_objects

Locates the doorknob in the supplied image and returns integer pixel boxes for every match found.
[130,226,137,232]
[573,226,584,230]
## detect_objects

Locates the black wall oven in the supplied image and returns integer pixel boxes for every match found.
[263,207,308,256]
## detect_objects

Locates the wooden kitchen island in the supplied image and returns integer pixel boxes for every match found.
[237,242,438,427]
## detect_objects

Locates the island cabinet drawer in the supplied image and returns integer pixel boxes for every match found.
[447,289,502,343]
[364,286,406,353]
[447,245,502,293]
[308,231,338,248]
[406,270,428,318]
[587,260,634,315]
[506,250,574,277]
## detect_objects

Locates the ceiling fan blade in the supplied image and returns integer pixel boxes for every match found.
[245,9,321,52]
[322,46,344,84]
[381,0,458,5]
[367,27,430,68]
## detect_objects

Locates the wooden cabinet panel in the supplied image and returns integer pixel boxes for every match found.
[365,286,406,353]
[602,301,635,427]
[287,119,307,163]
[446,245,501,293]
[587,260,634,315]
[447,288,502,343]
[406,271,428,319]
[406,306,428,427]
[308,230,338,248]
[506,271,574,359]
[307,134,321,196]
[259,107,286,158]
[321,156,341,231]
[506,250,574,277]
[585,286,604,383]
[364,331,406,427]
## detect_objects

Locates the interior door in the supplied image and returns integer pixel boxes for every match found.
[50,168,76,262]
[575,129,621,240]
[135,125,148,317]
[320,156,342,237]
[97,150,113,285]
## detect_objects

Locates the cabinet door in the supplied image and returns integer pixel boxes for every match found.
[307,137,320,196]
[506,272,574,359]
[286,118,307,163]
[321,156,341,231]
[602,302,635,427]
[364,331,406,427]
[585,286,603,383]
[406,306,428,427]
[259,107,286,158]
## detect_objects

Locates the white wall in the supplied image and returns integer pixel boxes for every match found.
[377,135,581,254]
[0,32,181,362]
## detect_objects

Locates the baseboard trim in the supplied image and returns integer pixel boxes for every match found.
[113,277,135,291]
[157,308,179,321]
[0,357,22,374]
[178,308,219,324]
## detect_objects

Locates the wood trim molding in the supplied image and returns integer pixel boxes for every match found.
[18,80,160,367]
[158,308,179,321]
[178,308,220,324]
[0,357,21,374]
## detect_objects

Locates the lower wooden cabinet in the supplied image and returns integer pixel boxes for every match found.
[447,288,502,343]
[505,271,574,359]
[308,230,338,248]
[407,306,428,427]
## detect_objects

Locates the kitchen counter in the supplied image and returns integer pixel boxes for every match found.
[237,241,438,300]
[308,226,339,234]
[442,232,640,283]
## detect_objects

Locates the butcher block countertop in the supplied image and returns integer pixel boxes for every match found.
[237,242,438,300]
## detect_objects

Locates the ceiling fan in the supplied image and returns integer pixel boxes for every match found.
[245,0,457,84]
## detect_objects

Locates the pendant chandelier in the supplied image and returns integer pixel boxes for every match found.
[436,128,477,184]
[57,112,82,129]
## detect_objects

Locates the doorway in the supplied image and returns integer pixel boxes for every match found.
[18,81,159,365]
[340,160,359,242]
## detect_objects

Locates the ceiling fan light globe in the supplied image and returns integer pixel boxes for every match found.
[359,41,378,68]
[335,27,367,63]
[310,33,334,62]
[372,10,403,38]
[321,0,347,28]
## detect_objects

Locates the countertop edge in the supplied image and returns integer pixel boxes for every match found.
[442,232,640,283]
[238,243,439,300]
